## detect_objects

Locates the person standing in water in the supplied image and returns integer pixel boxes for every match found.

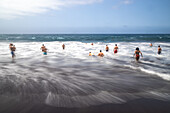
[98,50,104,57]
[9,43,13,50]
[62,44,65,50]
[91,43,93,46]
[114,44,118,53]
[106,45,109,52]
[89,52,95,56]
[40,44,45,51]
[158,45,162,54]
[42,46,48,55]
[150,43,153,47]
[9,43,16,58]
[13,45,16,52]
[134,47,143,61]
[89,52,92,56]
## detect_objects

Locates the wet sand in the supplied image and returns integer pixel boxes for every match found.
[0,99,170,113]
[0,62,170,113]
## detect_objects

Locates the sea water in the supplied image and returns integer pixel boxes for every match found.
[0,34,170,109]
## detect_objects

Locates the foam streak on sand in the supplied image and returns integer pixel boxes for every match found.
[0,40,170,109]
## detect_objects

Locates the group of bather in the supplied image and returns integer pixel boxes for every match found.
[89,44,118,57]
[9,42,162,61]
[38,44,65,55]
[89,43,162,61]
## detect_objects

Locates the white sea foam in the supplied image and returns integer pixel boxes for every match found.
[0,41,170,107]
[0,41,170,80]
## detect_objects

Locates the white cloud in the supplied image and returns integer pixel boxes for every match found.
[112,0,133,9]
[0,0,102,19]
[122,0,133,5]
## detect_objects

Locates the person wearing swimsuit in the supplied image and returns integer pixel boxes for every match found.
[134,47,143,61]
[114,44,118,53]
[150,43,153,47]
[106,45,109,52]
[42,46,47,55]
[98,50,104,57]
[41,44,45,52]
[89,52,92,56]
[9,43,16,58]
[158,45,162,54]
[62,44,65,50]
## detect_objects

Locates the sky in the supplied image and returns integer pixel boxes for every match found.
[0,0,170,34]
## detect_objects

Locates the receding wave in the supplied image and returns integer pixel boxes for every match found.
[0,40,170,109]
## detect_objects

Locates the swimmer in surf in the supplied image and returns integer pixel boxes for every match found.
[41,44,45,52]
[150,43,153,47]
[158,45,162,54]
[62,44,65,50]
[134,47,143,61]
[89,52,95,56]
[9,43,16,58]
[106,45,109,52]
[89,52,92,56]
[114,44,118,53]
[42,46,48,55]
[98,50,104,57]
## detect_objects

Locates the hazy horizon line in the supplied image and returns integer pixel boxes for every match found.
[0,33,170,35]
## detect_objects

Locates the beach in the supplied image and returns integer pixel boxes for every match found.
[0,34,170,113]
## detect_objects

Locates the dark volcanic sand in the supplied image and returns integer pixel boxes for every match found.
[0,99,170,113]
[0,42,170,113]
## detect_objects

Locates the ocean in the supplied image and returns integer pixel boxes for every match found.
[1,34,170,42]
[0,34,170,113]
